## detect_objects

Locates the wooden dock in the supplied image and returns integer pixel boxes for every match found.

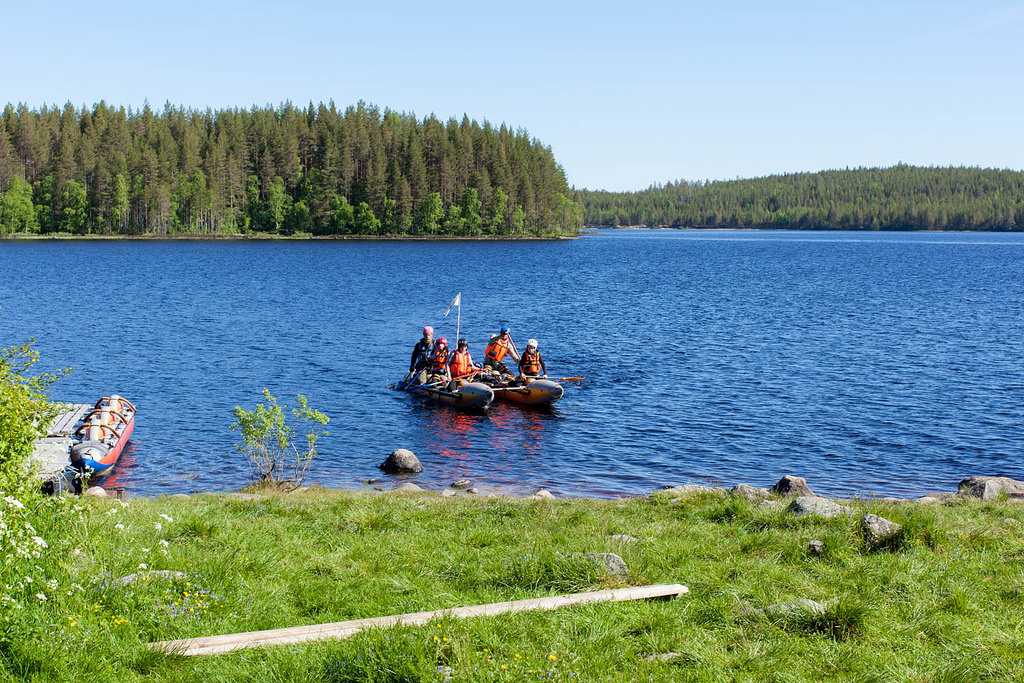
[29,403,90,480]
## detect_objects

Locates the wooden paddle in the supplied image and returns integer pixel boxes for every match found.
[556,376,585,382]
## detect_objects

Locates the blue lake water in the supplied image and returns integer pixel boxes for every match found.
[2,229,1023,498]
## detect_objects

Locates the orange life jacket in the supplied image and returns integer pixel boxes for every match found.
[520,348,542,375]
[485,337,510,362]
[450,350,473,378]
[431,346,449,371]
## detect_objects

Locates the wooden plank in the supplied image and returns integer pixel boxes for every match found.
[151,583,688,656]
[47,404,90,437]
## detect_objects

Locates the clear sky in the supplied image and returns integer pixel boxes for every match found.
[2,1,1022,190]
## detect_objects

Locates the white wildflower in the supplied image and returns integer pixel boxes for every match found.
[137,563,148,570]
[141,547,151,554]
[159,513,173,523]
[35,592,47,602]
[4,496,25,510]
[23,576,32,584]
[153,522,162,532]
[158,539,170,549]
[71,548,83,557]
[46,579,58,590]
[114,523,125,531]
[31,536,47,549]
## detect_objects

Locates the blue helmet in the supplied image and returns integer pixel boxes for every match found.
[499,324,510,334]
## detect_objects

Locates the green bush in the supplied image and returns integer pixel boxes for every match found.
[0,343,61,495]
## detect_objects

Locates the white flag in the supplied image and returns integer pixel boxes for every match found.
[443,292,461,317]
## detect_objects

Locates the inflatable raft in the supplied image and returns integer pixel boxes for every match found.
[407,381,494,412]
[69,395,136,478]
[493,378,564,407]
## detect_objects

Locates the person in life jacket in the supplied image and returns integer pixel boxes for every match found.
[518,338,547,379]
[483,325,520,374]
[429,337,451,382]
[448,338,479,384]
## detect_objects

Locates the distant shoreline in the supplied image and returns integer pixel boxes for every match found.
[583,224,1023,233]
[1,232,578,242]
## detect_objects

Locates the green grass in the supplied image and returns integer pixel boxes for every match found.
[3,489,1023,681]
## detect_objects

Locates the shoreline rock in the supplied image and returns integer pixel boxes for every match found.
[772,476,814,497]
[379,449,423,474]
[958,476,1024,501]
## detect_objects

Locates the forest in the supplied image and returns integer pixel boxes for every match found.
[0,101,583,237]
[579,165,1024,231]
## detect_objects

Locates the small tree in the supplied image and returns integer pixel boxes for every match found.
[230,389,329,490]
[0,343,62,495]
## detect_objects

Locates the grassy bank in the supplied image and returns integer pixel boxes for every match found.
[3,488,1022,681]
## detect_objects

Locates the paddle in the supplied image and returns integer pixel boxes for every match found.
[556,376,585,382]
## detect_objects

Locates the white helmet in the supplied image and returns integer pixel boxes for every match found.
[526,339,538,349]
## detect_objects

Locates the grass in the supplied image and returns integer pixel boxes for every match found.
[3,489,1023,681]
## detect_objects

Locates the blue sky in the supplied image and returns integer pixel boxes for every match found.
[2,1,1022,189]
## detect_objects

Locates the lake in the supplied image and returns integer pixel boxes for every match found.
[2,229,1022,498]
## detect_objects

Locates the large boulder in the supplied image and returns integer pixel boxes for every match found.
[379,449,423,474]
[772,476,814,497]
[861,513,902,550]
[958,476,1024,501]
[787,496,851,519]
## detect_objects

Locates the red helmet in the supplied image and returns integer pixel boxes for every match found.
[437,337,448,347]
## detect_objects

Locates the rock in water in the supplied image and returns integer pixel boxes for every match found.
[583,552,629,578]
[392,482,424,493]
[451,479,472,489]
[861,513,902,550]
[379,449,423,474]
[808,539,825,556]
[958,476,1024,501]
[787,496,851,519]
[732,483,771,501]
[84,486,107,498]
[772,476,814,497]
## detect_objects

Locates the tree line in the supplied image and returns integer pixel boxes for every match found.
[578,165,1024,230]
[0,101,583,237]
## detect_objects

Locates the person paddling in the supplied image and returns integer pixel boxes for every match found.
[408,326,434,384]
[518,339,547,380]
[448,338,479,386]
[484,325,520,375]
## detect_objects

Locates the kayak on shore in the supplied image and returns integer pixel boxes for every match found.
[70,395,136,478]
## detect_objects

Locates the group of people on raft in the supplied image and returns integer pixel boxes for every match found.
[408,324,547,389]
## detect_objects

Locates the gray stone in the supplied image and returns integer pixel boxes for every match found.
[808,539,825,556]
[227,492,261,500]
[772,475,814,497]
[467,487,480,495]
[732,483,771,501]
[583,552,629,578]
[114,570,187,587]
[451,479,472,489]
[169,493,191,500]
[861,513,902,549]
[916,495,942,505]
[84,486,107,498]
[787,496,851,519]
[958,476,1024,501]
[533,488,555,500]
[379,449,423,474]
[643,652,682,663]
[658,484,726,498]
[759,500,784,511]
[610,534,639,544]
[440,488,457,498]
[393,482,424,493]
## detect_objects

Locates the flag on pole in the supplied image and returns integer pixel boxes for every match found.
[443,292,461,317]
